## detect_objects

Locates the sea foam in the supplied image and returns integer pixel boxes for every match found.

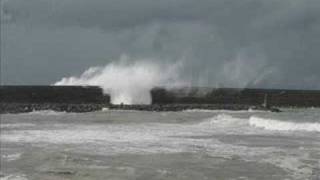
[26,110,67,116]
[249,116,320,132]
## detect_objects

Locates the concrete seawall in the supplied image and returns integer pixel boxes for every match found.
[1,86,319,113]
[0,86,110,113]
[151,87,320,107]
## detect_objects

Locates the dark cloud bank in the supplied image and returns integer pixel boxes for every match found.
[1,0,320,89]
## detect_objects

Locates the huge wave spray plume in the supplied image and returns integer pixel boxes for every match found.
[54,56,187,104]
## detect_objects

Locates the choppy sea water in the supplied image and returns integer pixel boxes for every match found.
[1,108,319,180]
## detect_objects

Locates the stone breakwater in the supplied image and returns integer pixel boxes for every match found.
[3,85,320,114]
[108,104,280,112]
[0,86,110,114]
[0,103,280,114]
[151,87,320,107]
[0,103,105,114]
[0,85,110,104]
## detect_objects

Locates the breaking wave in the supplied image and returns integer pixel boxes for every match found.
[0,174,28,180]
[249,116,320,132]
[26,110,67,116]
[183,108,264,113]
[54,56,186,104]
[198,114,243,126]
[0,123,35,128]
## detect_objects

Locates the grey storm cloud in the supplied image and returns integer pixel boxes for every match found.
[1,0,320,89]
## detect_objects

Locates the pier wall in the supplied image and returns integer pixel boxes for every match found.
[1,86,320,113]
[0,86,110,113]
[151,87,320,107]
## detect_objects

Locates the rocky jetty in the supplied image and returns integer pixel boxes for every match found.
[0,86,109,104]
[2,85,319,114]
[0,86,109,114]
[0,103,105,114]
[151,87,320,107]
[107,104,280,112]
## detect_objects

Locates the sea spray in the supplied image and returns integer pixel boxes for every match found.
[54,56,187,104]
[249,116,320,132]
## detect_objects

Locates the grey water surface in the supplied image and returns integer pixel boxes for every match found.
[1,108,319,180]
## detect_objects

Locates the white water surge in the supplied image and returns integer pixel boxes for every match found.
[54,56,186,104]
[249,116,320,132]
[1,110,319,180]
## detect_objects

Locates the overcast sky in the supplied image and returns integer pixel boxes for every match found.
[1,0,319,89]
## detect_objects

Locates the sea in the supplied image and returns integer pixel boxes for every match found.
[1,108,319,180]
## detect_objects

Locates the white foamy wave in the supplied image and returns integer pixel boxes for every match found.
[199,114,237,124]
[101,107,109,111]
[26,110,67,116]
[1,153,22,162]
[54,55,187,105]
[249,116,320,132]
[0,174,28,180]
[0,123,35,128]
[198,114,247,129]
[184,108,263,113]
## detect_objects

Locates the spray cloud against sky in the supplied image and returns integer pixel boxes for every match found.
[55,55,187,104]
[1,0,320,90]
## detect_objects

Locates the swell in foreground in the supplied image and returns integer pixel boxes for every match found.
[1,108,319,179]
